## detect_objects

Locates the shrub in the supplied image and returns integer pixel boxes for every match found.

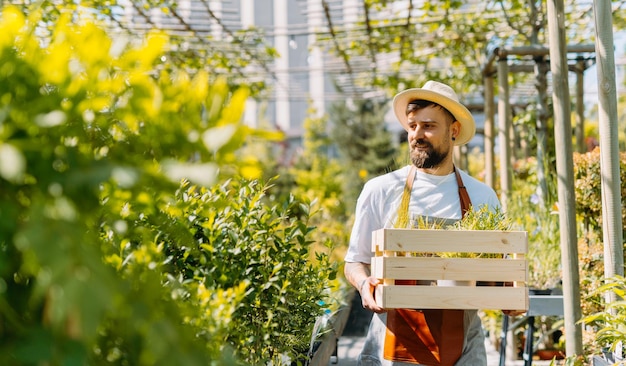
[1,6,333,365]
[583,275,626,360]
[573,149,626,357]
[573,148,626,233]
[99,178,337,364]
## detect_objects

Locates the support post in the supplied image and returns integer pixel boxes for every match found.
[546,0,584,356]
[593,0,624,307]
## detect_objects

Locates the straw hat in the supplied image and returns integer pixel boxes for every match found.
[392,80,476,146]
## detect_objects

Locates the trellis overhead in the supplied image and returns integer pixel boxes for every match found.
[8,0,622,104]
[294,0,606,103]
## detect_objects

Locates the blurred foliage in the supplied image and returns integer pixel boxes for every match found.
[10,0,624,103]
[573,149,626,357]
[583,275,626,359]
[0,4,335,365]
[3,0,625,363]
[6,0,276,97]
[573,148,626,316]
[507,148,626,293]
[288,112,352,263]
[573,148,626,233]
[507,156,562,290]
[330,99,399,206]
[501,149,626,358]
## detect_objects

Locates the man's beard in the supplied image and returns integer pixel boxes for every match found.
[410,139,449,169]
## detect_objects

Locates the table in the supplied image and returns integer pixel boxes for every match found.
[498,294,564,366]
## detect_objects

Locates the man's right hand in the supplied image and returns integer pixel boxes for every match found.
[344,262,385,313]
[359,277,385,313]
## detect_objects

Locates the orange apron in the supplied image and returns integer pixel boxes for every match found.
[383,165,471,366]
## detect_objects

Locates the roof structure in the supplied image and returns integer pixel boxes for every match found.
[5,0,624,105]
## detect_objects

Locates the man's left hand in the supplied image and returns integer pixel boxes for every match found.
[502,309,526,317]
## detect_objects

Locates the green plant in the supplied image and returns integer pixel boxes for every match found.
[572,149,626,355]
[454,205,513,231]
[288,111,352,263]
[526,210,563,290]
[555,354,586,366]
[507,157,562,290]
[573,148,626,233]
[0,5,291,365]
[440,205,513,259]
[100,177,338,364]
[405,205,513,259]
[329,98,399,206]
[583,275,626,359]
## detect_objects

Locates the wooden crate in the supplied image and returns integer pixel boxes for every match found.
[371,228,528,310]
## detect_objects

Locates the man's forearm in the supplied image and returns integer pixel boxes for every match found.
[344,261,371,293]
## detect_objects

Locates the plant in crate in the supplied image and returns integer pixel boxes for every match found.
[408,205,515,259]
[448,205,514,258]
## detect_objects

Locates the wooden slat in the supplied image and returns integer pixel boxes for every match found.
[371,228,529,310]
[376,285,528,310]
[371,228,527,254]
[372,256,527,282]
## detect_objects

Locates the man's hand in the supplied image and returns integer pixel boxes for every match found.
[359,277,385,313]
[344,262,385,313]
[502,309,526,317]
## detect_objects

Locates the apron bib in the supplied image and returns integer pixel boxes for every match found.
[383,165,471,366]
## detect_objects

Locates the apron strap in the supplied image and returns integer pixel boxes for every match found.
[454,166,472,218]
[400,165,472,222]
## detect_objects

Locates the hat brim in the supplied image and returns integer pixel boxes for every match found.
[392,89,476,146]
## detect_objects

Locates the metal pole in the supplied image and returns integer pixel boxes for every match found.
[533,57,550,207]
[484,75,495,189]
[497,58,512,212]
[498,315,509,366]
[546,0,584,356]
[575,58,586,153]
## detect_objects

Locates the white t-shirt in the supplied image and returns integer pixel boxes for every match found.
[344,165,501,264]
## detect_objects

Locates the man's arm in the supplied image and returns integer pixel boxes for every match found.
[344,262,384,313]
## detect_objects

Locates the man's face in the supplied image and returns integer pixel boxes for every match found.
[406,105,456,169]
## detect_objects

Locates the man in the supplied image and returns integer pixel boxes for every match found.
[344,81,503,365]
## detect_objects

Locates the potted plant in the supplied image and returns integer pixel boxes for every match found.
[534,327,565,360]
